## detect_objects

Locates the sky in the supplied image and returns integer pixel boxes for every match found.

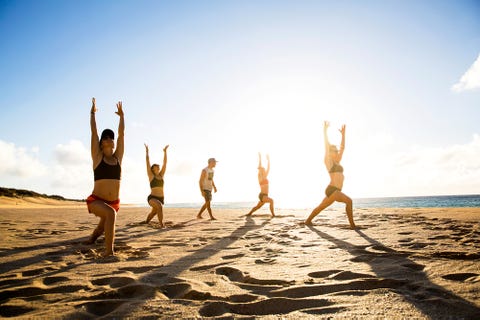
[1,0,479,207]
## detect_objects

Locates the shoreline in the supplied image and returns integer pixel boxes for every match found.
[2,197,480,221]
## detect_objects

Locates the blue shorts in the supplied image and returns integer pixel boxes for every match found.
[203,190,212,201]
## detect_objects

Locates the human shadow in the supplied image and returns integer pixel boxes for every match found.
[143,215,271,278]
[302,226,480,319]
[66,215,272,318]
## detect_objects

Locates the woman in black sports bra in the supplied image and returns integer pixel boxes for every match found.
[144,143,168,227]
[305,121,356,229]
[85,97,125,256]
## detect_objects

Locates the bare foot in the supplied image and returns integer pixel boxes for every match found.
[304,220,313,226]
[209,217,217,220]
[82,238,95,245]
[197,215,203,219]
[102,250,114,257]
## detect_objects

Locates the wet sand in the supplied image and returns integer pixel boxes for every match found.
[0,200,479,319]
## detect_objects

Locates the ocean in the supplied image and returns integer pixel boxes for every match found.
[164,194,480,210]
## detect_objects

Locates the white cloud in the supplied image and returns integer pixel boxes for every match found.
[452,53,480,92]
[0,140,47,178]
[344,133,480,198]
[50,140,91,196]
[55,140,90,165]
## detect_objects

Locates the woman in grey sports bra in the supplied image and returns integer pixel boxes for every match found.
[305,121,356,229]
[144,144,168,227]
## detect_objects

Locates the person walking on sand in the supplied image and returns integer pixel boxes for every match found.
[144,144,169,227]
[305,121,356,229]
[246,153,275,217]
[85,97,125,256]
[197,158,218,220]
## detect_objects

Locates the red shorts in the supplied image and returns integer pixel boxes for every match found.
[86,194,120,212]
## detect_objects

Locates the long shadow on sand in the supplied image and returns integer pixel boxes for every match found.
[302,226,480,319]
[66,216,273,318]
[153,216,270,277]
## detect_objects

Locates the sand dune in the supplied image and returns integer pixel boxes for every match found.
[0,205,479,319]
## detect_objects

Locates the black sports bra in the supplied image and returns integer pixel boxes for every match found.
[329,162,344,173]
[94,157,121,181]
[150,176,164,188]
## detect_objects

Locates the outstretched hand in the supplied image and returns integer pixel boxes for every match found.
[115,101,124,117]
[324,121,330,130]
[91,97,97,114]
[163,145,169,152]
[144,143,149,153]
[339,124,346,136]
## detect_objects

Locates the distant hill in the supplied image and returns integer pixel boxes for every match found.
[0,187,83,202]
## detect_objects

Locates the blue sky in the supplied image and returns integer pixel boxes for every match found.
[1,0,479,206]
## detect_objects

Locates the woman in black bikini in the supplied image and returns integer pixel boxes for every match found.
[144,143,168,227]
[305,121,356,229]
[246,153,275,217]
[85,97,125,256]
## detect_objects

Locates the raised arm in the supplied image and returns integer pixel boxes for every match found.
[265,154,271,176]
[90,98,101,163]
[145,143,153,181]
[114,101,125,163]
[323,121,331,159]
[258,152,262,168]
[160,145,169,177]
[338,124,346,161]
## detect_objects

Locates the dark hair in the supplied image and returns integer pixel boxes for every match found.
[99,129,115,149]
[101,129,115,140]
[151,164,160,172]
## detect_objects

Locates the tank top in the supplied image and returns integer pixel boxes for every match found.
[94,157,121,181]
[202,167,214,191]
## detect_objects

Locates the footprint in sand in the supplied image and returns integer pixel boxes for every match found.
[119,266,161,273]
[215,266,293,286]
[91,276,136,288]
[221,253,245,260]
[401,262,425,271]
[255,258,276,264]
[90,283,159,301]
[0,284,90,302]
[441,273,478,281]
[42,276,70,285]
[308,270,373,281]
[199,297,334,317]
[189,262,230,271]
[432,251,480,260]
[308,270,343,278]
[0,305,36,318]
[329,271,375,280]
[21,267,48,277]
[76,301,126,317]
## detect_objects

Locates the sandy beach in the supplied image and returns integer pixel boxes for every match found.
[0,199,479,319]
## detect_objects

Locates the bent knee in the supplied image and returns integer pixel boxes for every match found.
[345,197,353,206]
[149,200,163,209]
[106,207,117,219]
